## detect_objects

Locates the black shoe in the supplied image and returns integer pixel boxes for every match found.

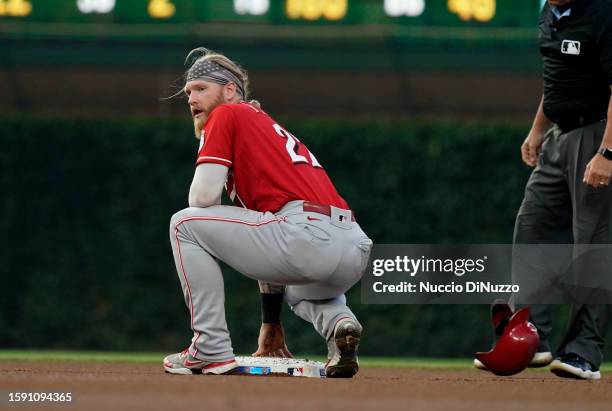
[550,354,601,380]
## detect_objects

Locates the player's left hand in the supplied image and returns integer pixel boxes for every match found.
[583,153,612,188]
[252,323,293,358]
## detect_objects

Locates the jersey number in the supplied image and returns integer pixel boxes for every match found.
[273,124,322,167]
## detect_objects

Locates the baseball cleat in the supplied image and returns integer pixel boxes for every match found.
[325,318,361,378]
[474,351,552,370]
[550,354,601,380]
[163,349,237,375]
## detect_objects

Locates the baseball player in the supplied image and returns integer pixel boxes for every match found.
[162,48,373,378]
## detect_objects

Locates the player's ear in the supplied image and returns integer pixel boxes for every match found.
[224,82,238,101]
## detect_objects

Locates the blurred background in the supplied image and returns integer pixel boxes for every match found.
[2,0,600,359]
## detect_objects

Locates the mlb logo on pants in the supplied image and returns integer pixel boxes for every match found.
[561,40,580,55]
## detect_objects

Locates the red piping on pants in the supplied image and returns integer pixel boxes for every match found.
[173,214,285,357]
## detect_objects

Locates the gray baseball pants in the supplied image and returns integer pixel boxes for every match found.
[169,200,373,361]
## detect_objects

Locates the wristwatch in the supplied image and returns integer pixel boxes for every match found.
[597,147,612,160]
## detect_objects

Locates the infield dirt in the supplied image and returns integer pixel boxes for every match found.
[1,361,611,411]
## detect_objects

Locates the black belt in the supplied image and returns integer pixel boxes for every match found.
[556,116,606,133]
[303,201,355,222]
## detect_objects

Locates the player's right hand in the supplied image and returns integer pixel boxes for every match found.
[252,323,293,358]
[521,131,544,168]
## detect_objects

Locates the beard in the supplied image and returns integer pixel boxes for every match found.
[192,91,226,139]
[193,117,205,139]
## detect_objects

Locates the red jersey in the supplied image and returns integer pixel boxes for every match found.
[195,102,349,213]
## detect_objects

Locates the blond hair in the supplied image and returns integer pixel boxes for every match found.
[184,47,250,100]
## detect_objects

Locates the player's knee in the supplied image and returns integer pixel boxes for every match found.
[169,208,197,234]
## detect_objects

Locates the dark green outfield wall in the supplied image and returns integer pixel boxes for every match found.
[1,117,605,358]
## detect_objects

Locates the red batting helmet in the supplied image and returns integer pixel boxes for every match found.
[475,307,539,376]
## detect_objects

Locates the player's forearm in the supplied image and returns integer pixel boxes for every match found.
[599,89,612,149]
[188,186,221,207]
[187,163,227,207]
[530,95,552,135]
[258,281,285,324]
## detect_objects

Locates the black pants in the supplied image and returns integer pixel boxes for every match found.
[513,121,612,368]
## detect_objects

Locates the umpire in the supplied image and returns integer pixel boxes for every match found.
[514,0,612,380]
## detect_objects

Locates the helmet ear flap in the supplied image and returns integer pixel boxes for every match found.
[475,307,540,376]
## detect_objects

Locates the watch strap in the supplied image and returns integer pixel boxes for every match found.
[597,147,612,161]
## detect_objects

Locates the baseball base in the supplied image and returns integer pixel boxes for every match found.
[235,356,326,378]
